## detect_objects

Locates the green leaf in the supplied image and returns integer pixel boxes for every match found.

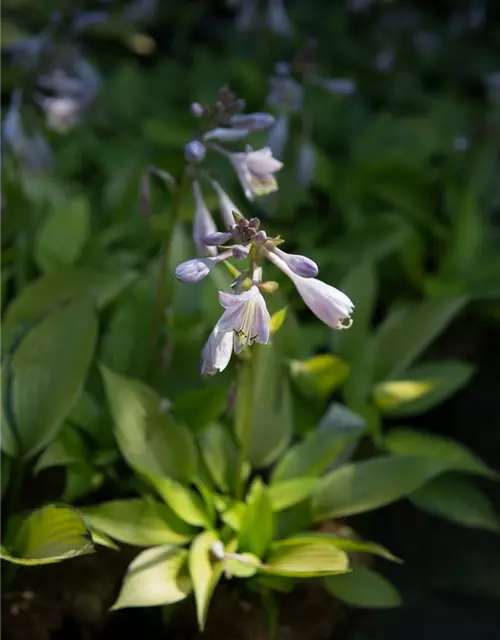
[90,529,119,551]
[373,361,475,417]
[262,539,349,577]
[35,197,90,273]
[34,424,87,474]
[1,454,12,498]
[313,455,449,519]
[5,268,135,325]
[272,407,365,483]
[235,344,292,467]
[334,260,377,361]
[2,299,98,459]
[225,552,261,578]
[268,478,319,511]
[269,307,288,335]
[324,565,402,608]
[111,546,191,610]
[81,498,195,546]
[0,504,94,565]
[151,476,212,528]
[239,479,274,558]
[62,462,104,503]
[372,297,467,381]
[410,474,500,532]
[284,533,401,563]
[100,365,197,483]
[175,386,230,432]
[290,354,349,400]
[189,531,224,631]
[197,423,239,494]
[385,428,497,479]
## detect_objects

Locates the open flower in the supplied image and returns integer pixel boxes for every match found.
[201,326,234,375]
[229,147,283,200]
[216,286,271,352]
[266,250,354,329]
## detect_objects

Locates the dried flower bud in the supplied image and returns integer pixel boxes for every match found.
[190,102,205,117]
[184,140,206,164]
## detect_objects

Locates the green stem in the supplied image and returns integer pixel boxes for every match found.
[147,169,189,370]
[235,352,256,500]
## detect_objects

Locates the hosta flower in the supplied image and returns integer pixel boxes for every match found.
[175,251,232,283]
[267,114,289,159]
[229,147,283,200]
[266,250,354,329]
[192,181,217,256]
[268,246,318,278]
[209,179,242,230]
[201,326,234,375]
[216,286,271,352]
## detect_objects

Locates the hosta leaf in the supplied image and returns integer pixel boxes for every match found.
[268,478,318,511]
[100,365,197,483]
[269,307,288,335]
[235,343,292,467]
[239,479,274,558]
[2,299,98,459]
[313,455,449,519]
[81,498,195,547]
[5,268,135,325]
[0,504,94,565]
[175,386,230,432]
[111,546,191,610]
[197,423,239,493]
[272,408,364,483]
[372,297,467,381]
[290,354,349,400]
[35,197,90,273]
[385,428,497,479]
[410,474,500,532]
[262,539,349,577]
[283,533,400,563]
[189,531,224,631]
[150,475,212,528]
[34,424,87,474]
[325,565,402,608]
[373,361,474,417]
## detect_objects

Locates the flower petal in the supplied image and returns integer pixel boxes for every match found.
[201,327,234,375]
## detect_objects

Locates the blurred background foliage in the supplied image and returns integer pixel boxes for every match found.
[2,1,500,639]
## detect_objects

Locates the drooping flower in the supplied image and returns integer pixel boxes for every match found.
[201,326,234,375]
[216,286,271,352]
[192,181,217,256]
[229,146,283,200]
[209,179,242,230]
[266,250,354,329]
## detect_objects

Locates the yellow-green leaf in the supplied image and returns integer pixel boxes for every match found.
[151,476,212,528]
[111,546,191,610]
[1,504,94,565]
[238,479,274,557]
[268,478,318,511]
[188,531,224,631]
[82,498,195,547]
[290,354,349,400]
[263,539,349,577]
[269,307,288,335]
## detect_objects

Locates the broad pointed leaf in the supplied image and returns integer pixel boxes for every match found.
[325,565,402,608]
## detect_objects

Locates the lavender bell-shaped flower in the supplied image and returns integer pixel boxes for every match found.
[192,181,217,256]
[216,286,271,352]
[228,146,283,200]
[201,326,234,375]
[266,250,354,329]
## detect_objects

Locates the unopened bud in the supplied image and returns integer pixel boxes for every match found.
[259,281,279,294]
[254,230,268,243]
[229,112,276,132]
[204,231,232,246]
[232,245,250,260]
[271,247,319,278]
[190,102,205,117]
[175,258,211,283]
[248,217,261,229]
[184,140,206,164]
[203,127,250,143]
